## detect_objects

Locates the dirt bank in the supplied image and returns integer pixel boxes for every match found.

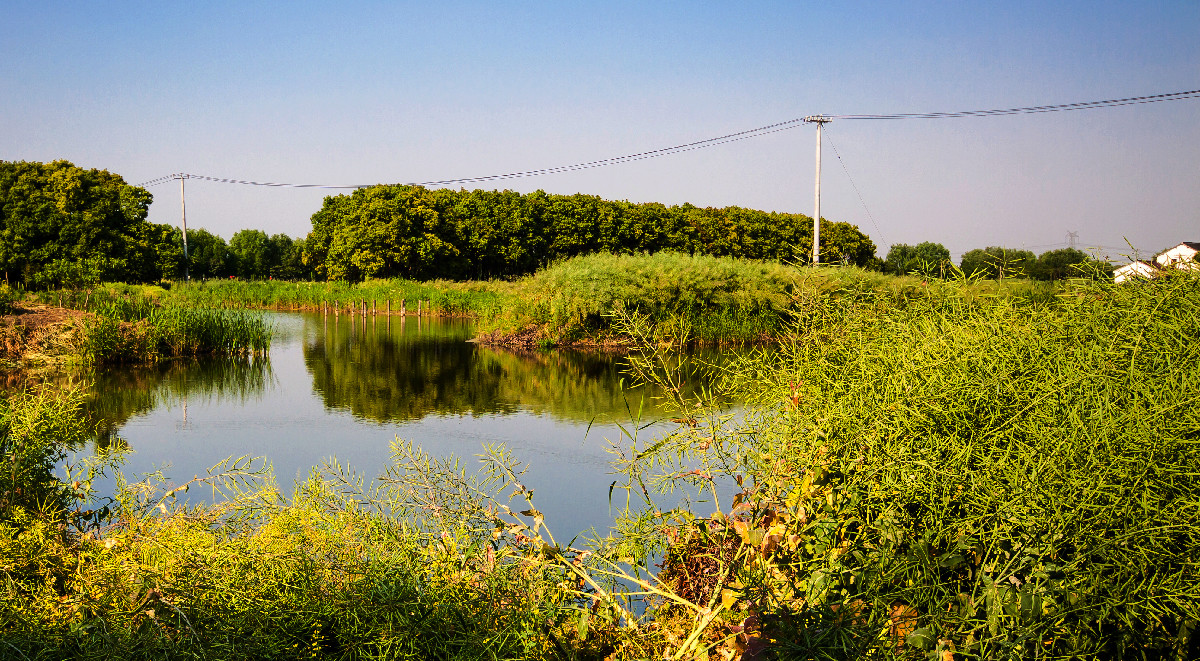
[0,303,91,363]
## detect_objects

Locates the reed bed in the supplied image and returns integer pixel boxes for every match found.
[30,288,271,363]
[162,279,503,318]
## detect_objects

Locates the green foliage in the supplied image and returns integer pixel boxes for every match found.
[130,222,185,283]
[0,389,91,526]
[0,160,161,287]
[304,185,878,281]
[0,283,18,315]
[225,230,310,280]
[959,245,1036,279]
[883,241,952,277]
[184,228,233,279]
[481,251,803,344]
[0,440,619,659]
[1029,246,1112,281]
[613,270,1200,658]
[31,286,272,363]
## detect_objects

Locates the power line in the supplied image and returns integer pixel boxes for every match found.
[821,125,886,247]
[137,172,370,189]
[136,120,809,189]
[136,88,1200,190]
[830,89,1200,120]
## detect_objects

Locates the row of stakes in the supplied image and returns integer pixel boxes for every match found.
[322,299,433,317]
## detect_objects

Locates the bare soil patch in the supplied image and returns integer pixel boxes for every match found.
[0,303,92,363]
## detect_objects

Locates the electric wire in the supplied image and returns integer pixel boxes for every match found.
[821,125,886,247]
[828,89,1200,120]
[136,88,1200,189]
[137,120,808,189]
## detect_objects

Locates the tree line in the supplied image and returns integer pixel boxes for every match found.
[303,185,879,281]
[2,159,1114,287]
[0,160,309,287]
[884,241,1114,280]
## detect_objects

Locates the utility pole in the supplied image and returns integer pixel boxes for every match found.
[1067,231,1079,250]
[804,116,831,265]
[176,174,190,281]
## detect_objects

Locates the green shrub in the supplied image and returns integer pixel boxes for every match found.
[0,284,17,315]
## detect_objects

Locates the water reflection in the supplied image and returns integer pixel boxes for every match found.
[85,356,273,446]
[40,312,747,538]
[303,313,727,423]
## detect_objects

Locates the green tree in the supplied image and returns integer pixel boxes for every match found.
[885,241,951,277]
[186,229,232,279]
[960,246,1036,280]
[0,160,152,286]
[270,234,309,279]
[1029,247,1104,281]
[130,222,186,283]
[229,229,278,279]
[303,185,879,281]
[820,219,878,266]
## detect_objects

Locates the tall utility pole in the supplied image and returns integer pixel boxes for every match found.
[804,116,831,265]
[1067,231,1079,250]
[175,174,190,281]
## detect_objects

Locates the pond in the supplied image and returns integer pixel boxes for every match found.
[81,313,746,539]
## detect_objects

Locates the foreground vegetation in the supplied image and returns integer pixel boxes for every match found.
[0,288,270,366]
[2,270,1195,658]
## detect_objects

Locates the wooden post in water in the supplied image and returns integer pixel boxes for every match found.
[417,300,421,317]
[372,299,377,316]
[386,299,391,315]
[401,298,406,316]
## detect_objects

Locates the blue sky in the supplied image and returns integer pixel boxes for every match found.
[3,1,1197,261]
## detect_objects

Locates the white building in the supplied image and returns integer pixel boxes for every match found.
[1114,260,1160,283]
[1114,242,1200,283]
[1154,242,1200,269]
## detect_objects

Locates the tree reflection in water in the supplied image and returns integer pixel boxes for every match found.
[303,313,733,424]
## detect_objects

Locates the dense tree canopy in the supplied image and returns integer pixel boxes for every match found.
[1028,247,1111,280]
[0,160,154,286]
[883,241,952,277]
[227,230,310,280]
[303,185,878,281]
[185,229,232,280]
[960,246,1037,279]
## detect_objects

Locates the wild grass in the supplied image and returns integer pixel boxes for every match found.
[2,271,1197,658]
[28,287,271,364]
[76,254,1065,347]
[608,268,1200,658]
[160,278,503,317]
[0,391,613,659]
[474,252,1063,345]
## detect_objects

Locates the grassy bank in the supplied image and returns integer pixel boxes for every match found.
[0,289,271,365]
[473,252,1072,345]
[3,271,1195,658]
[160,278,502,317]
[146,252,1065,346]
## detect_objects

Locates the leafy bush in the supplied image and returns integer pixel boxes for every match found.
[0,284,17,315]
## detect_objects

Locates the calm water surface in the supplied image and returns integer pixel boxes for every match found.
[85,313,742,538]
